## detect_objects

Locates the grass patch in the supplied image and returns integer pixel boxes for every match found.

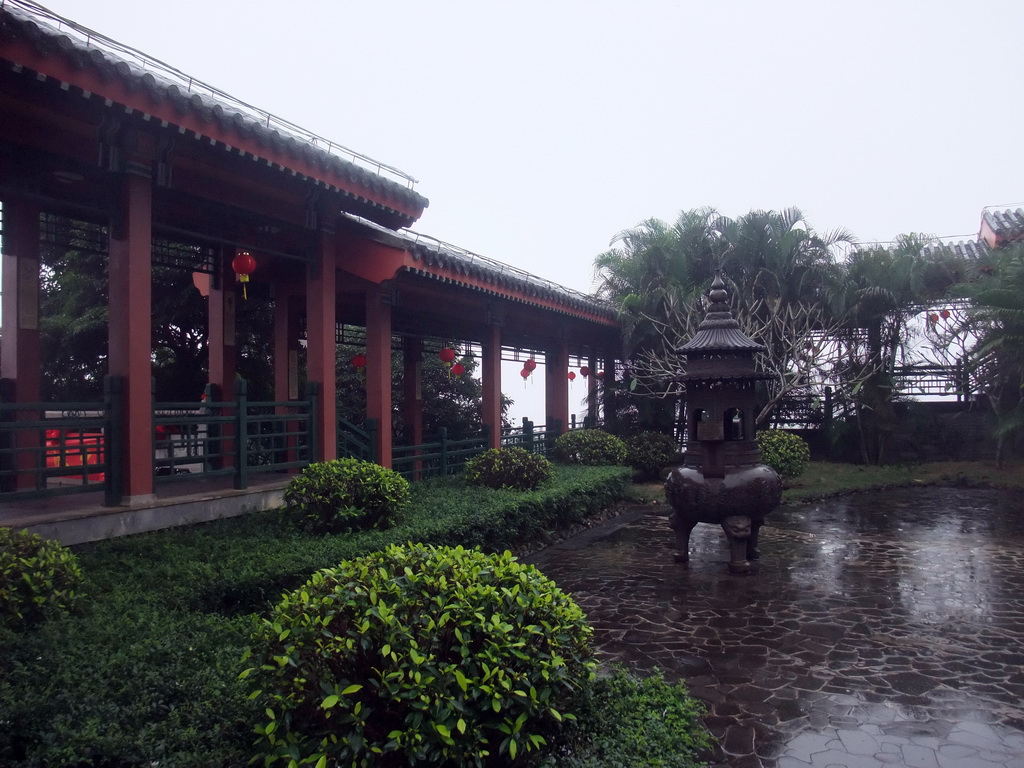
[1,464,707,768]
[630,460,1024,507]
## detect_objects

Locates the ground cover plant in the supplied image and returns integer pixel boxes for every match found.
[245,543,595,767]
[3,464,719,768]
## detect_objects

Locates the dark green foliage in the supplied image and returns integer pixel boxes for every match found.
[554,430,628,466]
[244,543,596,767]
[0,528,83,629]
[757,430,811,479]
[560,666,711,768]
[624,431,680,480]
[465,446,553,491]
[0,465,631,766]
[284,458,410,533]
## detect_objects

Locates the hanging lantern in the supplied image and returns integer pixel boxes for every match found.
[568,371,576,381]
[350,353,367,369]
[231,250,256,300]
[451,362,465,376]
[439,347,456,364]
[580,366,590,378]
[597,371,604,378]
[929,313,940,324]
[524,358,537,372]
[940,309,951,320]
[520,368,531,379]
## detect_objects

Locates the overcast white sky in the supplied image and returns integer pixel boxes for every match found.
[18,0,1024,421]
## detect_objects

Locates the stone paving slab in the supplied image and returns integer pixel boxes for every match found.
[526,488,1024,767]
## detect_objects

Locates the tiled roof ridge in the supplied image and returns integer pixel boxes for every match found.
[982,207,1024,239]
[404,234,616,319]
[0,0,428,219]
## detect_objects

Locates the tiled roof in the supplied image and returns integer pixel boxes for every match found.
[0,0,427,228]
[920,239,990,261]
[339,214,616,320]
[982,208,1024,242]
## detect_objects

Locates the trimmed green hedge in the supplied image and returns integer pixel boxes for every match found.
[0,465,633,767]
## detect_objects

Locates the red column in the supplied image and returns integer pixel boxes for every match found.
[108,171,154,503]
[274,289,302,466]
[365,289,393,466]
[481,324,503,449]
[0,202,42,490]
[402,339,423,448]
[586,353,599,427]
[208,245,238,401]
[402,339,423,478]
[273,289,302,402]
[306,231,338,462]
[545,341,570,434]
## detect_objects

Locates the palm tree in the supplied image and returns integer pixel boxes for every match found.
[962,242,1024,466]
[831,234,968,463]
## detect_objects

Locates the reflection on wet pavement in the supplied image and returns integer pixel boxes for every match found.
[525,488,1024,767]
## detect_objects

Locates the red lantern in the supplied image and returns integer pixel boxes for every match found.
[231,250,256,300]
[439,347,456,364]
[580,366,590,378]
[524,358,537,372]
[568,371,576,381]
[929,313,940,324]
[350,353,366,369]
[597,371,604,378]
[940,309,951,320]
[451,362,465,376]
[520,368,530,379]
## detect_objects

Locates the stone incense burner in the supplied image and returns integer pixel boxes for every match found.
[665,273,782,573]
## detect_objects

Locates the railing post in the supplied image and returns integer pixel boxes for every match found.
[234,379,249,490]
[204,382,221,472]
[305,381,320,465]
[104,375,125,506]
[549,418,562,455]
[438,427,448,477]
[522,417,533,453]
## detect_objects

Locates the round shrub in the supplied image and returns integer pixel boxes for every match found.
[756,430,811,479]
[553,429,628,466]
[624,431,680,480]
[284,458,409,534]
[465,447,553,491]
[243,543,595,768]
[1,527,83,629]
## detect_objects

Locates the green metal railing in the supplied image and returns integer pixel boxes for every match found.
[392,427,490,480]
[0,398,110,500]
[1,377,316,504]
[158,380,317,489]
[338,417,377,462]
[501,418,562,457]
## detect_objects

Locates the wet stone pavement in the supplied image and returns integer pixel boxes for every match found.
[525,488,1024,768]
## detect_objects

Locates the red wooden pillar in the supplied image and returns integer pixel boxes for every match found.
[481,324,502,449]
[402,338,423,448]
[0,202,42,490]
[208,245,238,400]
[273,289,302,401]
[274,289,302,465]
[307,231,338,462]
[108,171,154,504]
[586,353,599,427]
[402,338,423,478]
[365,288,393,466]
[545,340,570,434]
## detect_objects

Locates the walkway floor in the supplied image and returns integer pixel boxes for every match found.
[526,487,1024,768]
